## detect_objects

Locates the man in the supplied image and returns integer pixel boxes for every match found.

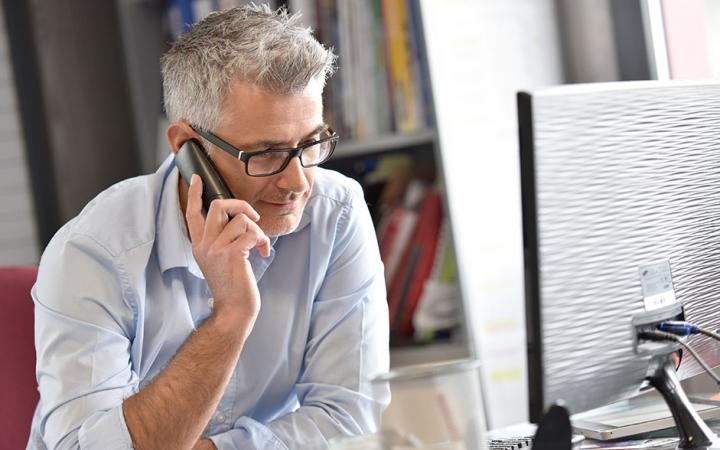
[28,5,389,450]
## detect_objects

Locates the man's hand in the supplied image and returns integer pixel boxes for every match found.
[192,439,217,450]
[186,174,271,332]
[122,175,271,450]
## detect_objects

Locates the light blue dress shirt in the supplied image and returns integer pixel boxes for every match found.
[27,155,390,450]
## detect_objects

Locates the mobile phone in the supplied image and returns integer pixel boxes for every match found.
[175,138,234,212]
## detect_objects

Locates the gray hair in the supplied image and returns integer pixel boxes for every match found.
[161,4,337,130]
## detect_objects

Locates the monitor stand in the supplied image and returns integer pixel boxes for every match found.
[647,355,720,449]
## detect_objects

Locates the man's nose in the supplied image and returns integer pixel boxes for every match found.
[276,156,310,193]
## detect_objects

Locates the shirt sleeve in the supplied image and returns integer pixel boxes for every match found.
[33,230,138,450]
[209,189,391,450]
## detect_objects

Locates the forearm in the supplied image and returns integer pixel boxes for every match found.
[206,393,384,450]
[121,176,268,450]
[123,313,249,450]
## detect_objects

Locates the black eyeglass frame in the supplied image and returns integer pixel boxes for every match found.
[189,124,339,177]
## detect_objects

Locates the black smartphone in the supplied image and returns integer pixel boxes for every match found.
[175,138,234,213]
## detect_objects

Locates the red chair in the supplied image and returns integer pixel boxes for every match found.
[0,266,39,449]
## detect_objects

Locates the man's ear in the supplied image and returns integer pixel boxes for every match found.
[167,122,197,155]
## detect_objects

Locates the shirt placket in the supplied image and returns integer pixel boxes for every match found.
[203,245,276,437]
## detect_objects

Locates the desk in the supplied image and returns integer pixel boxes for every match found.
[578,419,720,450]
[488,416,720,449]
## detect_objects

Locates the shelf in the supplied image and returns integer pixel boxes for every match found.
[334,129,437,158]
[390,340,470,368]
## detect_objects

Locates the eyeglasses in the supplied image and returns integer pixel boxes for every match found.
[190,124,339,177]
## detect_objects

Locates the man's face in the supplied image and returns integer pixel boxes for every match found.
[207,79,324,237]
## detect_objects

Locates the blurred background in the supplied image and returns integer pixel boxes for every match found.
[0,0,718,424]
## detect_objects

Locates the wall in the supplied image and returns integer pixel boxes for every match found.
[0,6,40,265]
[31,0,140,222]
[420,0,564,428]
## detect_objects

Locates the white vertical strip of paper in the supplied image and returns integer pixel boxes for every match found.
[419,0,564,428]
[642,0,671,80]
[0,7,40,266]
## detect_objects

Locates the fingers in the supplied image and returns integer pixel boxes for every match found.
[255,232,271,258]
[185,179,269,257]
[203,200,230,244]
[214,212,271,256]
[186,175,205,244]
[247,220,271,257]
[203,199,261,244]
[228,227,272,258]
[226,203,260,222]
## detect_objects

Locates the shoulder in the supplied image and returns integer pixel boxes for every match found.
[303,168,375,250]
[34,167,172,337]
[297,168,371,244]
[308,168,365,212]
[47,166,168,259]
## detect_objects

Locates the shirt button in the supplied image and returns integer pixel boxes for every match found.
[208,297,214,309]
[216,413,226,423]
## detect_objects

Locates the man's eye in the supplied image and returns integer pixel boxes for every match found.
[303,136,321,145]
[254,152,287,160]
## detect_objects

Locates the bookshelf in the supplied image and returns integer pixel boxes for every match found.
[289,0,466,356]
[390,340,469,368]
[334,129,436,158]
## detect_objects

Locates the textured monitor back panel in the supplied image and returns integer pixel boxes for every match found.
[520,82,720,417]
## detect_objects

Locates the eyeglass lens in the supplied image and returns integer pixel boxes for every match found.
[246,137,335,176]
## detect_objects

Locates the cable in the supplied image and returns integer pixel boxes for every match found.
[638,330,720,386]
[657,321,698,336]
[697,327,720,343]
[657,320,720,343]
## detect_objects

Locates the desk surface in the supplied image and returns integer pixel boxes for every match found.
[489,417,720,449]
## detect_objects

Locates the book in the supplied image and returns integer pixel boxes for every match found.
[381,0,417,133]
[293,0,431,139]
[379,206,418,283]
[386,188,444,340]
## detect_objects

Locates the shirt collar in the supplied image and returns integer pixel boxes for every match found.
[155,156,202,277]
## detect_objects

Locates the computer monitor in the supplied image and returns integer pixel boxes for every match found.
[518,81,720,446]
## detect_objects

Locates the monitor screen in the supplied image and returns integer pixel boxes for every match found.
[518,81,720,422]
